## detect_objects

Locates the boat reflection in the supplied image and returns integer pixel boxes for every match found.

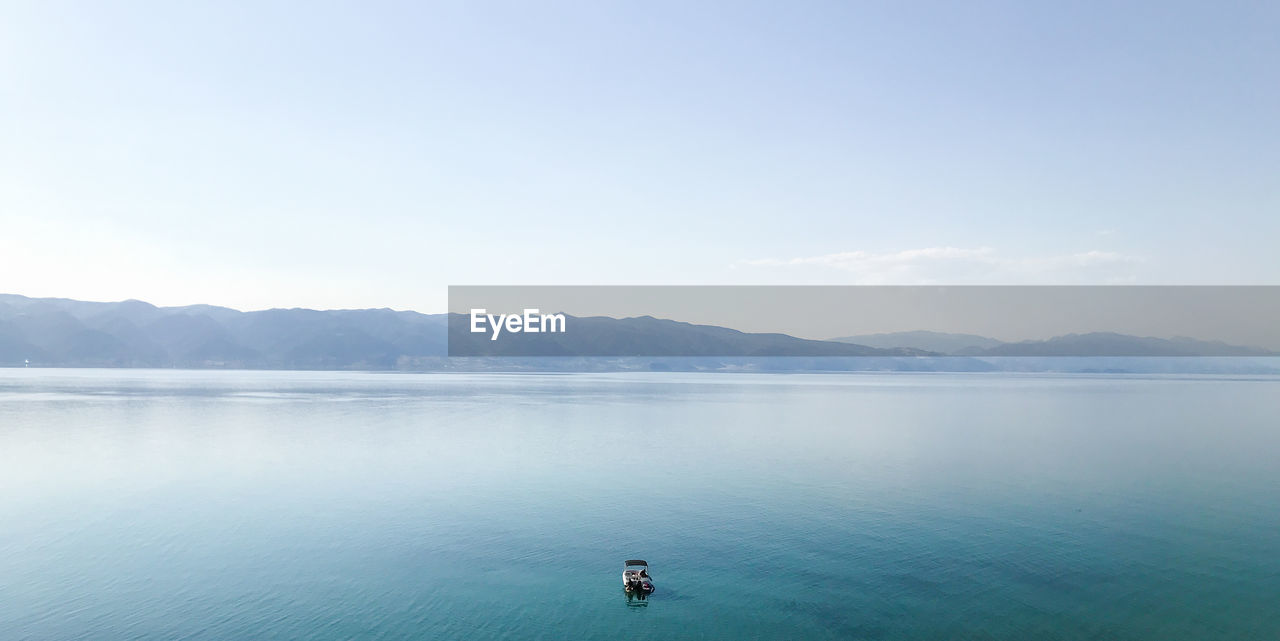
[624,590,649,608]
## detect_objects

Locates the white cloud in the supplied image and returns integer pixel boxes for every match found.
[737,247,1143,284]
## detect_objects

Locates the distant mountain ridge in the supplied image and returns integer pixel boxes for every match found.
[1,295,1275,369]
[829,329,1275,357]
[979,332,1275,357]
[448,313,932,357]
[0,294,447,368]
[0,294,923,368]
[831,330,1004,355]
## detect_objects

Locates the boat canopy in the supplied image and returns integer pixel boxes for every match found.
[624,560,648,567]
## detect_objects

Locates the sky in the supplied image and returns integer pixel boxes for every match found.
[2,1,1277,313]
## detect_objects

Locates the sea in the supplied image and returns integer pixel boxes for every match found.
[1,369,1277,640]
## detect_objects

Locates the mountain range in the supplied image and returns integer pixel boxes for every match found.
[830,330,1276,357]
[0,294,1274,369]
[0,294,446,369]
[447,314,930,357]
[830,330,1005,354]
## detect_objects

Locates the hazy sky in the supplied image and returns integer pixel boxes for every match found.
[2,1,1277,312]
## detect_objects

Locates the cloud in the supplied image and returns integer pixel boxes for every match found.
[737,247,1143,284]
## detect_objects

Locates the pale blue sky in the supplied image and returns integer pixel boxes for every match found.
[2,1,1277,312]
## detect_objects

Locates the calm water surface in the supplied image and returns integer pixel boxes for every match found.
[1,369,1278,640]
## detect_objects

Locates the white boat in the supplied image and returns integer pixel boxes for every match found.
[622,559,654,594]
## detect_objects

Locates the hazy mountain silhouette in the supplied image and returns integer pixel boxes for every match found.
[830,328,1274,357]
[1,294,1274,369]
[830,330,1005,354]
[0,295,930,366]
[448,314,932,357]
[976,332,1274,357]
[0,294,447,368]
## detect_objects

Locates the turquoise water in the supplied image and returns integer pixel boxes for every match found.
[1,370,1278,640]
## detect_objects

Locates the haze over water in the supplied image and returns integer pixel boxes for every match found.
[1,369,1277,640]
